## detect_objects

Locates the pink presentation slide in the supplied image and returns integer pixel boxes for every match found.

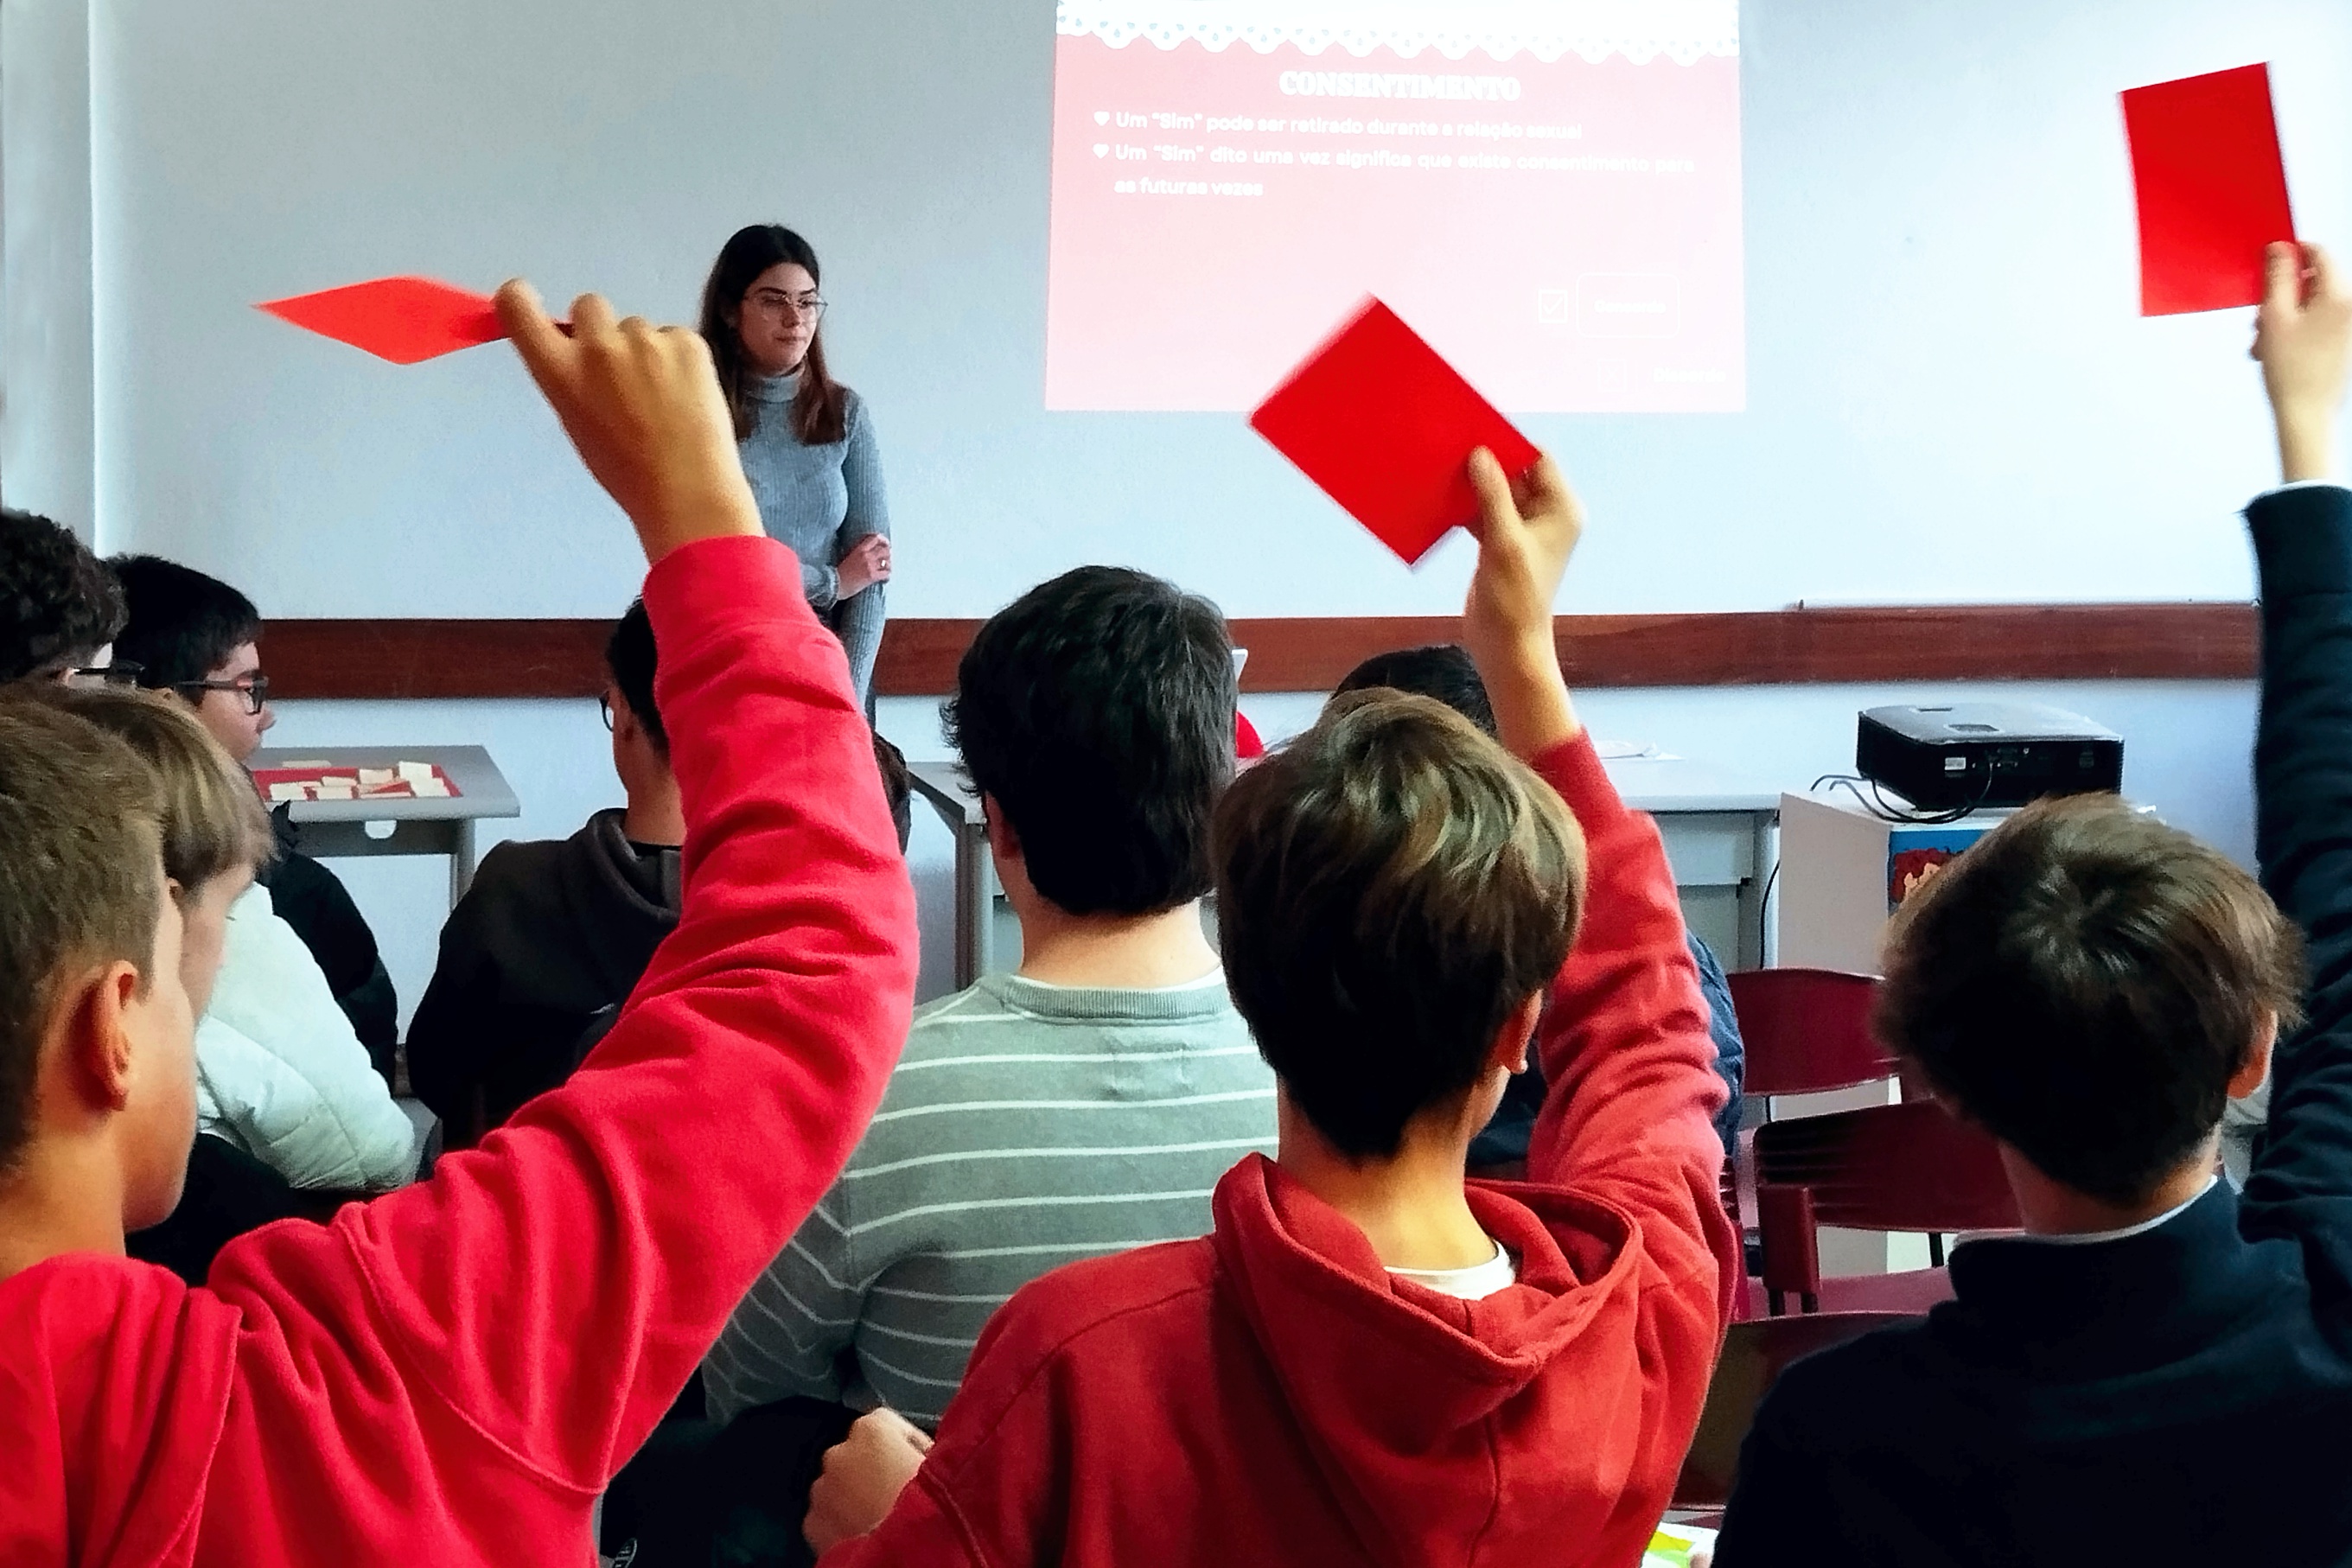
[1045,3,1744,412]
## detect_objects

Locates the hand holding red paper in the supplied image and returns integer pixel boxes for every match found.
[1250,298,1539,564]
[494,281,763,565]
[1463,447,1585,757]
[2253,242,2350,483]
[2121,63,2297,316]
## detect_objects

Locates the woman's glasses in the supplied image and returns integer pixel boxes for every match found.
[746,289,827,322]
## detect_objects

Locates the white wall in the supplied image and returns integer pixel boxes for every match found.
[26,0,2341,1016]
[0,0,97,536]
[80,0,2352,614]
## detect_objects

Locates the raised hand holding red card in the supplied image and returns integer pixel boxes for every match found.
[2121,63,2297,316]
[1250,298,1540,564]
[258,276,569,363]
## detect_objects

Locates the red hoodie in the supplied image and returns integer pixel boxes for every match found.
[824,735,1738,1568]
[0,535,918,1567]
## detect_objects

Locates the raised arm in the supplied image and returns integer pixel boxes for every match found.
[2242,242,2352,1239]
[209,286,919,1493]
[1461,450,1738,1319]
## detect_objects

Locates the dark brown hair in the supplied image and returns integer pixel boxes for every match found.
[1334,644,1495,737]
[1214,692,1585,1159]
[698,224,848,446]
[0,692,167,1175]
[605,598,665,758]
[1880,794,2303,1207]
[946,566,1233,915]
[1,509,125,682]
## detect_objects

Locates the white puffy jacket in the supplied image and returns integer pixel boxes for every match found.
[194,882,417,1190]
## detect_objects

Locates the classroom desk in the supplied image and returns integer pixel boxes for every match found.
[908,755,1778,989]
[248,745,521,908]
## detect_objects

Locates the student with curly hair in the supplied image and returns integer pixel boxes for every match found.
[0,509,124,683]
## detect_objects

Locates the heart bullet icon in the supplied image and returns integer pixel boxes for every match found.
[1093,143,1109,157]
[1094,111,1110,125]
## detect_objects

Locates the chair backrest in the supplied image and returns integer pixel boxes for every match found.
[1755,1099,2019,1233]
[1726,967,1894,1097]
[1673,1310,1916,1508]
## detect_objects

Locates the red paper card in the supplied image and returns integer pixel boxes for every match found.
[1250,299,1539,564]
[2121,63,2296,316]
[258,277,509,364]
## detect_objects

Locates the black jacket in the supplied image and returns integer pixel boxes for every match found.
[405,807,680,1140]
[258,809,398,1079]
[1717,481,2352,1565]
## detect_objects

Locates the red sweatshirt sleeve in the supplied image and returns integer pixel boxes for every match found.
[1523,734,1739,1324]
[207,535,919,1500]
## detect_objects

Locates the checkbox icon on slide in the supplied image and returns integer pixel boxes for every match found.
[1537,290,1572,325]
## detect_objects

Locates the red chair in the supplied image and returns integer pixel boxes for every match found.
[1673,1311,1915,1509]
[1719,969,1897,1258]
[1726,968,1894,1098]
[1754,1099,2019,1315]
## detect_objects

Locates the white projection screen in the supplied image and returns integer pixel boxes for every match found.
[1045,1,1744,412]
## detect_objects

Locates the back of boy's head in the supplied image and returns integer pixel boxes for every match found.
[1214,692,1586,1159]
[23,685,271,891]
[605,598,666,758]
[1334,644,1496,738]
[108,555,261,692]
[1,510,126,683]
[945,566,1234,915]
[0,693,167,1175]
[1881,793,2303,1208]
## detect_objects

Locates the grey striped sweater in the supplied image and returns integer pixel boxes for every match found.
[702,970,1276,1429]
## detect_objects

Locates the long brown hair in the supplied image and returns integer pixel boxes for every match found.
[699,224,849,445]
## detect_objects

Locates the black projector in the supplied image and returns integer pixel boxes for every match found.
[1857,702,2123,811]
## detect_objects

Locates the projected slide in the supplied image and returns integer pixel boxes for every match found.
[1045,2,1743,412]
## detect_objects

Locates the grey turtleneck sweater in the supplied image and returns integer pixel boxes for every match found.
[739,371,889,704]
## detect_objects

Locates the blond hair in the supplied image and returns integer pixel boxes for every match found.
[24,685,271,893]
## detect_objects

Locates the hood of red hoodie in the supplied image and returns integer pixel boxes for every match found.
[1209,1153,1692,1565]
[0,1254,241,1568]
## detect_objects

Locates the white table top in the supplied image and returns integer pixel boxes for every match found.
[1602,754,1781,814]
[909,754,1778,821]
[248,745,521,824]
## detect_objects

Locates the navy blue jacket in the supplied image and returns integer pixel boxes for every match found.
[1715,482,2352,1565]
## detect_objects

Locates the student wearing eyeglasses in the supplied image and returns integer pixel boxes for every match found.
[108,555,416,1199]
[700,224,891,709]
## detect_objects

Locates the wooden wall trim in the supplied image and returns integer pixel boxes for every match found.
[260,603,2259,703]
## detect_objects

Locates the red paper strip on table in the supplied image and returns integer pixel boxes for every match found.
[249,762,462,803]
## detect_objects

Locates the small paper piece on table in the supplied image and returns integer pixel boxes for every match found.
[258,277,534,365]
[411,777,451,799]
[1249,298,1540,564]
[396,761,435,783]
[357,768,396,787]
[2120,62,2296,316]
[267,782,309,803]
